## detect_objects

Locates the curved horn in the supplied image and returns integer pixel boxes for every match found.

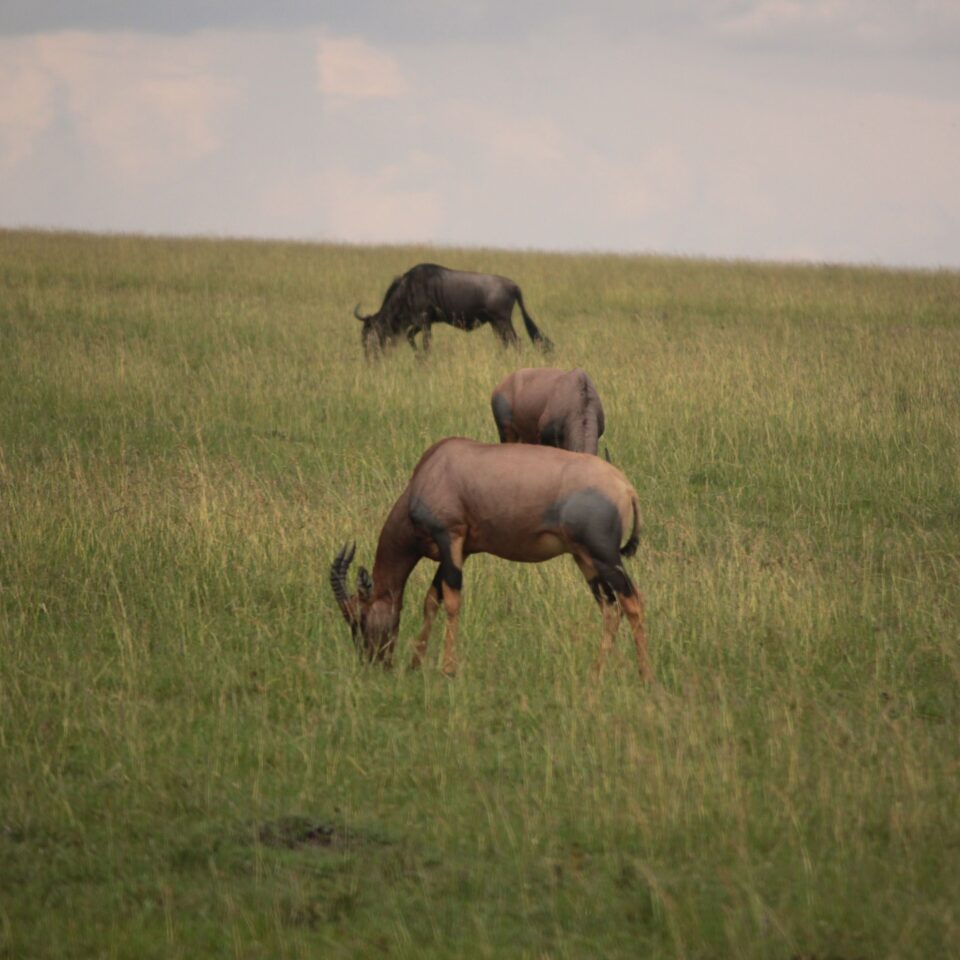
[353,304,365,321]
[329,541,356,622]
[358,566,372,602]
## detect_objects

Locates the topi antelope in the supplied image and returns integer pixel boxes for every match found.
[491,367,605,455]
[330,438,649,680]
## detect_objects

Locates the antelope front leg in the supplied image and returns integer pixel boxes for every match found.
[440,580,462,676]
[439,533,465,677]
[410,569,443,670]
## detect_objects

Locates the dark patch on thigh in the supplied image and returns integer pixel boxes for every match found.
[588,576,616,605]
[539,417,564,448]
[491,393,513,441]
[543,487,622,566]
[594,561,634,597]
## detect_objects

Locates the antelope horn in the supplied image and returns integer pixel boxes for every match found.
[353,304,365,321]
[329,541,356,621]
[358,566,372,601]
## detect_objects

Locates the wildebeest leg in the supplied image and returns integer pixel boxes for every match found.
[406,325,421,353]
[410,567,443,670]
[490,314,520,349]
[420,319,433,353]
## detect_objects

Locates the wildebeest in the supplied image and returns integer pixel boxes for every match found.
[491,367,605,456]
[353,263,553,356]
[330,438,649,679]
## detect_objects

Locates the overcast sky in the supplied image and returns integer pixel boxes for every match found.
[1,2,958,267]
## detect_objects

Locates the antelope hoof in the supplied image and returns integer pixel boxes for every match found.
[442,661,457,678]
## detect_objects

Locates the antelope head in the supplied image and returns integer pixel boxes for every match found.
[329,542,396,665]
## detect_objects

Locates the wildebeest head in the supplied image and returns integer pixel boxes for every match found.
[353,304,385,356]
[354,274,406,357]
[329,542,396,664]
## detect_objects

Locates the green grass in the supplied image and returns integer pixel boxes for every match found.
[1,227,958,958]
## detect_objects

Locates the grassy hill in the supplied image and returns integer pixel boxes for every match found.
[1,228,958,958]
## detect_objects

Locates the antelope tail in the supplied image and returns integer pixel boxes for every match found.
[620,495,641,558]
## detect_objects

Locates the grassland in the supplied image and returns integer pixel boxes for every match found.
[1,227,958,959]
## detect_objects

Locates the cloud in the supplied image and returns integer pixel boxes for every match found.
[260,159,444,243]
[0,43,54,169]
[1,19,958,267]
[43,31,235,178]
[714,0,960,55]
[0,31,236,180]
[316,34,408,101]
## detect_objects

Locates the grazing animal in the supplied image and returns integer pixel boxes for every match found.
[354,263,553,356]
[329,439,649,680]
[491,367,605,455]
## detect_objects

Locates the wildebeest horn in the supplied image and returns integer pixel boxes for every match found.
[353,304,364,321]
[330,541,356,621]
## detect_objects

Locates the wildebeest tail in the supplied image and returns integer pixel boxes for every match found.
[620,495,641,558]
[516,289,554,353]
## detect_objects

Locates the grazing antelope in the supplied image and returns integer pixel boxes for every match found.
[491,367,605,455]
[330,438,650,680]
[354,263,553,356]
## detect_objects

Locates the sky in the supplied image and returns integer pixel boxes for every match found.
[1,1,959,268]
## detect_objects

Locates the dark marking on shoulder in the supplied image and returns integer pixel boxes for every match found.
[540,417,564,448]
[410,497,460,588]
[410,496,447,544]
[543,488,622,566]
[491,393,513,442]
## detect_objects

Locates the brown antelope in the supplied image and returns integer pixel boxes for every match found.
[491,367,605,455]
[330,438,650,680]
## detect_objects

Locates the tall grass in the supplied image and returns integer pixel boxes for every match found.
[1,228,958,958]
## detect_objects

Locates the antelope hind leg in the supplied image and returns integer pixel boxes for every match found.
[618,585,651,682]
[574,555,623,677]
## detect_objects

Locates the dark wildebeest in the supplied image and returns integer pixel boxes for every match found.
[330,438,649,679]
[353,263,553,356]
[491,367,605,456]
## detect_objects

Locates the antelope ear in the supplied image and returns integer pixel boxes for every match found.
[357,566,373,601]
